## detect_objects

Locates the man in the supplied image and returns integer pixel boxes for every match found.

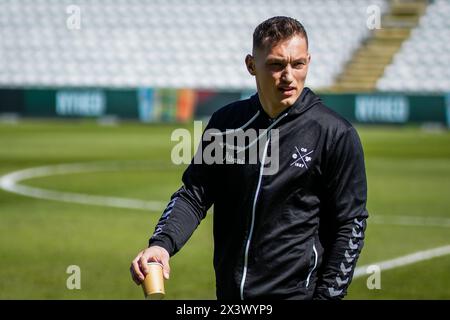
[130,16,368,300]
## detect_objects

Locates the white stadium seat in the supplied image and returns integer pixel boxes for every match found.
[0,0,389,90]
[377,0,450,92]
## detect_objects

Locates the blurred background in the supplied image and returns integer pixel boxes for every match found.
[0,0,449,299]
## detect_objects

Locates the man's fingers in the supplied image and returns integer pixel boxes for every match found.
[131,252,145,282]
[162,267,170,280]
[139,254,150,276]
[132,259,145,283]
[131,247,171,286]
[160,258,171,280]
[130,265,141,285]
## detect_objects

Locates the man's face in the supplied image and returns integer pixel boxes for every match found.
[246,35,310,115]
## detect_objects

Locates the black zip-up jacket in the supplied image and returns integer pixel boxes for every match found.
[149,88,368,300]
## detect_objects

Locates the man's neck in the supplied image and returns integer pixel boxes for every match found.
[261,104,288,119]
[258,87,304,119]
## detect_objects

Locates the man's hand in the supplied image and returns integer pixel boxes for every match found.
[130,246,171,285]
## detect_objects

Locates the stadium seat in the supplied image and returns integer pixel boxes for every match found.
[0,0,387,90]
[377,0,450,92]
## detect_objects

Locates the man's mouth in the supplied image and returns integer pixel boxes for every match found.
[278,86,296,97]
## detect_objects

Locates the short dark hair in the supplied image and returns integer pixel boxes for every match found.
[253,16,308,51]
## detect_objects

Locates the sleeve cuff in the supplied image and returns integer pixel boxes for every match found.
[148,237,175,257]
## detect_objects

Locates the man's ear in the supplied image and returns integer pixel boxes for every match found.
[245,54,256,76]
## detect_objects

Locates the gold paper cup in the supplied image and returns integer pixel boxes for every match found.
[142,262,165,300]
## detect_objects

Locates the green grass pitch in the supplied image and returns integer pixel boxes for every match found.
[0,120,449,299]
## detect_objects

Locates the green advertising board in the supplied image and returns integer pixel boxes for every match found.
[21,89,137,119]
[320,93,447,125]
[0,87,448,127]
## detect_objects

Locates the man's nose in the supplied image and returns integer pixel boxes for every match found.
[281,64,294,82]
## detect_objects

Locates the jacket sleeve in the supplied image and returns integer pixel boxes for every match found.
[313,126,369,300]
[148,113,218,256]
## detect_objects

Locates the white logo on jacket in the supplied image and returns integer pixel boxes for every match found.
[290,146,314,169]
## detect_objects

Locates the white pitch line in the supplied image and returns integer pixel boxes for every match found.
[0,162,450,229]
[1,163,450,278]
[0,162,167,211]
[353,244,450,279]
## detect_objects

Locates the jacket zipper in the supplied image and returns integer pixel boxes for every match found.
[305,240,318,288]
[239,136,271,300]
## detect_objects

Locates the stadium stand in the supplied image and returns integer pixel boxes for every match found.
[332,0,428,92]
[0,0,387,90]
[377,0,450,92]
